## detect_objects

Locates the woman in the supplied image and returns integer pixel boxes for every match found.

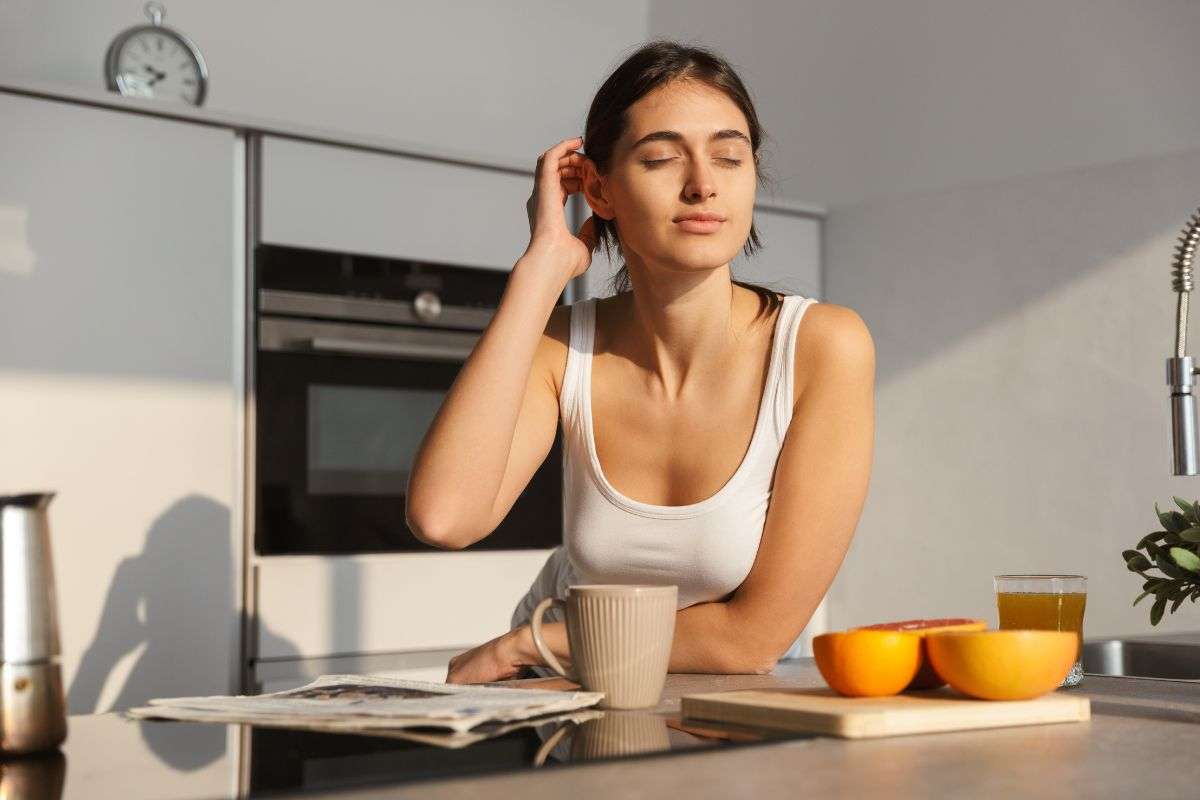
[406,40,875,684]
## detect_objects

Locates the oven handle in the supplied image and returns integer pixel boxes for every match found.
[303,336,473,362]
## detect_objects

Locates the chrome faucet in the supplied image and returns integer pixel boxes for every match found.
[1168,208,1200,475]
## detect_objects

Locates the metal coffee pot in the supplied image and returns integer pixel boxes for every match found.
[0,493,67,754]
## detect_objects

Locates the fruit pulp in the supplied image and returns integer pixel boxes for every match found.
[996,591,1086,658]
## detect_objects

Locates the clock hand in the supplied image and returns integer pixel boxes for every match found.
[141,65,167,86]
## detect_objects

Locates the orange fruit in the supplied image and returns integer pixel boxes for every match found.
[925,630,1077,700]
[813,630,922,697]
[855,618,988,690]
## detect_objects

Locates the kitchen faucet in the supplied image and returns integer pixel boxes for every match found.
[1168,208,1200,474]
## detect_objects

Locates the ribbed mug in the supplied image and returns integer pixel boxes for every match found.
[529,585,676,709]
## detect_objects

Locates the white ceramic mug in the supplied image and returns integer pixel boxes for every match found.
[529,584,677,709]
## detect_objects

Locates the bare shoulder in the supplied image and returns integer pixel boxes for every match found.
[532,303,573,396]
[792,301,875,397]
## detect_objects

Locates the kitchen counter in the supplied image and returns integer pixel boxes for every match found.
[42,652,1200,799]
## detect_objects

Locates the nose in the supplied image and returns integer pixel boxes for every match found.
[683,159,717,202]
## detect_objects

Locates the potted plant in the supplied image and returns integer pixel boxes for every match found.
[1123,496,1200,624]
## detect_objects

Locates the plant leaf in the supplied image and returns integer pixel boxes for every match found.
[1124,550,1153,571]
[1146,540,1166,562]
[1174,496,1199,523]
[1157,503,1189,533]
[1152,593,1169,625]
[1141,530,1172,547]
[1172,594,1188,613]
[1179,527,1200,543]
[1155,551,1188,579]
[1170,547,1200,573]
[1133,589,1154,607]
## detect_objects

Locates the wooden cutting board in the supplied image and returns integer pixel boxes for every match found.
[680,687,1090,739]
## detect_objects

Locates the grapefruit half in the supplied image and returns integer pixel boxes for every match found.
[854,618,988,690]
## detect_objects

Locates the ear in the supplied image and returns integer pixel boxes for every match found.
[579,158,616,221]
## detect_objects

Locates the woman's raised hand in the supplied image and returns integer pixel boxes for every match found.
[524,136,598,281]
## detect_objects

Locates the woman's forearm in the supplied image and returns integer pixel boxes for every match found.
[515,601,771,676]
[406,254,569,545]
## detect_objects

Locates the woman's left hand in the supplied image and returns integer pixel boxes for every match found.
[445,627,530,684]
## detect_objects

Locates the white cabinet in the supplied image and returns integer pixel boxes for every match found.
[0,93,241,712]
[254,551,553,659]
[732,208,822,299]
[260,136,533,270]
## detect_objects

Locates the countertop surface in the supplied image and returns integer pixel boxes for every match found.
[41,636,1200,799]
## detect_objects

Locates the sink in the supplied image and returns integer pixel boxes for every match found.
[1082,639,1200,681]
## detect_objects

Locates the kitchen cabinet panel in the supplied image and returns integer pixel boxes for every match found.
[732,208,822,299]
[0,93,241,713]
[260,136,533,270]
[254,551,554,659]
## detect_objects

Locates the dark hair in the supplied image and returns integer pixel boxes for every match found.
[582,39,782,318]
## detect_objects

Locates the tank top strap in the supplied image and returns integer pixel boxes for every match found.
[558,297,597,424]
[773,294,820,437]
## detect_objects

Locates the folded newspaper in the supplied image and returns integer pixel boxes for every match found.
[126,674,607,740]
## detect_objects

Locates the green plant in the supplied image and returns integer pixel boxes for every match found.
[1123,496,1200,625]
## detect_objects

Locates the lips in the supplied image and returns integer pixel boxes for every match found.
[674,213,725,234]
[673,212,725,222]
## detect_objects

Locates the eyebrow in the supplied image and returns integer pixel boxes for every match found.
[630,129,752,149]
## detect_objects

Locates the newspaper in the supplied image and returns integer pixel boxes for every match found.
[125,673,606,737]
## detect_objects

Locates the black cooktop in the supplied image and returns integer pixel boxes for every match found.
[246,709,814,795]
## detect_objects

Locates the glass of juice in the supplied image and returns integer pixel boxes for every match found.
[994,574,1087,687]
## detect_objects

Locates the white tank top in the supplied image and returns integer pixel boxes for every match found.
[510,293,819,674]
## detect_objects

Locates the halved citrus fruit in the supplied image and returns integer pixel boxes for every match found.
[812,630,921,697]
[925,630,1076,700]
[854,618,988,689]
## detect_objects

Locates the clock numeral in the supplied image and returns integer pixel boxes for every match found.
[156,36,163,51]
[182,78,195,86]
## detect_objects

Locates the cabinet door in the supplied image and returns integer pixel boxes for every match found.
[260,136,533,270]
[0,93,240,713]
[732,209,822,298]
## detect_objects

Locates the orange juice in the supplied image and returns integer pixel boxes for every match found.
[996,591,1086,658]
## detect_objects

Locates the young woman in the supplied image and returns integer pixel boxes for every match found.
[406,40,875,684]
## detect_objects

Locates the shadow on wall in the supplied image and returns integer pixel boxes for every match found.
[66,494,300,771]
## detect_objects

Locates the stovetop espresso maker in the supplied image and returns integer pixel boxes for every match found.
[0,492,67,754]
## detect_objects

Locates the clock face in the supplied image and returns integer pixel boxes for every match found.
[111,29,204,105]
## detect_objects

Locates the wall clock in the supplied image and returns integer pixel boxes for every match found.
[104,2,208,106]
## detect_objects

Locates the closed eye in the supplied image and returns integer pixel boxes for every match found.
[640,157,744,168]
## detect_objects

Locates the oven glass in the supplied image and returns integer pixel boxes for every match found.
[256,349,563,555]
[307,385,443,496]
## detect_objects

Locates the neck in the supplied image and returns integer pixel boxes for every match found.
[608,257,761,402]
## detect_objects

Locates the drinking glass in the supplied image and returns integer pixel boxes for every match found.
[994,574,1087,687]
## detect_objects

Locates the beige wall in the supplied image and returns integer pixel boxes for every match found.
[649,0,1200,208]
[825,148,1200,637]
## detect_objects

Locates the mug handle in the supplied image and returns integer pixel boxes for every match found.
[529,597,578,683]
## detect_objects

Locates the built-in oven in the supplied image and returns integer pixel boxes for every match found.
[253,243,564,555]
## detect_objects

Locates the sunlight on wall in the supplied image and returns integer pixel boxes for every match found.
[0,369,238,711]
[0,205,36,275]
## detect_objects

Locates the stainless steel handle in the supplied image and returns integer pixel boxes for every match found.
[305,336,472,362]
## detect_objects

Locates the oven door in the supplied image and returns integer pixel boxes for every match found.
[255,316,562,555]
